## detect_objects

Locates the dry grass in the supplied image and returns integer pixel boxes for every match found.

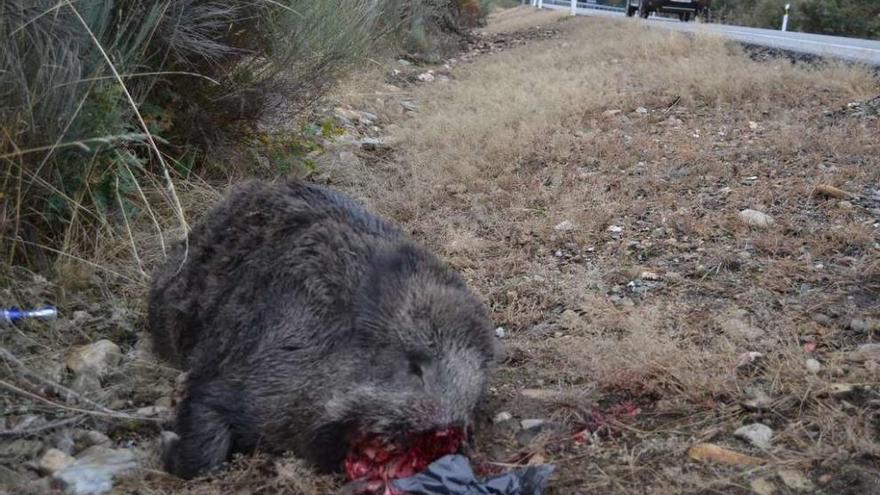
[478,5,568,34]
[321,11,880,494]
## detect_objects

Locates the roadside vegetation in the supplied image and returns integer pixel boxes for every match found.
[0,0,487,274]
[713,0,880,39]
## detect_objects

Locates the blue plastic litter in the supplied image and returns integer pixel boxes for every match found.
[1,306,57,324]
[392,454,555,495]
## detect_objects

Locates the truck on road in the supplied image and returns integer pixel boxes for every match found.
[625,0,711,22]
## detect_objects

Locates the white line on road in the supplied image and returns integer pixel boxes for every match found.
[707,28,880,55]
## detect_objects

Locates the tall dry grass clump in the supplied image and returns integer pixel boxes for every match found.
[0,0,490,275]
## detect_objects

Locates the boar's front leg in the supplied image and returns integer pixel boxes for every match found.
[164,378,244,479]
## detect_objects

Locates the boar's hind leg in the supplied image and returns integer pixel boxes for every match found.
[164,383,237,479]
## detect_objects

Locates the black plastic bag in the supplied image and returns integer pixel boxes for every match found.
[392,454,555,495]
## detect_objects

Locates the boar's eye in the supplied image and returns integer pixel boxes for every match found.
[409,359,423,378]
[407,352,429,378]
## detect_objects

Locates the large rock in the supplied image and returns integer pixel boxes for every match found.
[39,448,76,474]
[53,446,137,495]
[65,340,121,394]
[65,340,121,377]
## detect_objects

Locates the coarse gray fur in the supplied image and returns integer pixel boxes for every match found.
[147,179,499,479]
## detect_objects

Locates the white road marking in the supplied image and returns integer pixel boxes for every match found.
[705,28,880,55]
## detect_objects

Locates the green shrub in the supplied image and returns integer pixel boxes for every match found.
[1,0,479,270]
[795,0,880,39]
[712,0,880,39]
[712,0,785,29]
[1,0,166,267]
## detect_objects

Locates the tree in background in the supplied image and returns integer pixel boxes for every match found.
[712,0,880,40]
[713,0,789,29]
[795,0,880,39]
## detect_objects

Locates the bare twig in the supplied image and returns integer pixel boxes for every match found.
[0,236,141,285]
[51,71,221,89]
[0,378,161,422]
[259,0,304,18]
[0,347,159,422]
[115,174,147,277]
[124,163,167,258]
[0,133,155,160]
[0,415,86,437]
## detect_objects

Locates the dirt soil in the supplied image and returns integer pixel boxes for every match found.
[2,6,879,495]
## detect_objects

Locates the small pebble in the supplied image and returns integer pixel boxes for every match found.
[739,209,775,228]
[520,419,546,430]
[750,477,777,495]
[493,411,513,424]
[777,469,815,491]
[553,220,575,232]
[734,423,773,449]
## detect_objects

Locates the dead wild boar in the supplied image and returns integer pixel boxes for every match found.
[147,179,499,480]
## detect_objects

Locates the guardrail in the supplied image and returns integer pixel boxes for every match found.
[540,0,626,13]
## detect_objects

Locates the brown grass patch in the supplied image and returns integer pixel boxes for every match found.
[478,5,569,35]
[324,10,880,494]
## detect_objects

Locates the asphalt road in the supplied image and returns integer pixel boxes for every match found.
[542,3,880,66]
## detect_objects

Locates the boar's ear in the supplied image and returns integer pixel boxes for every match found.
[375,245,415,276]
[366,245,421,295]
